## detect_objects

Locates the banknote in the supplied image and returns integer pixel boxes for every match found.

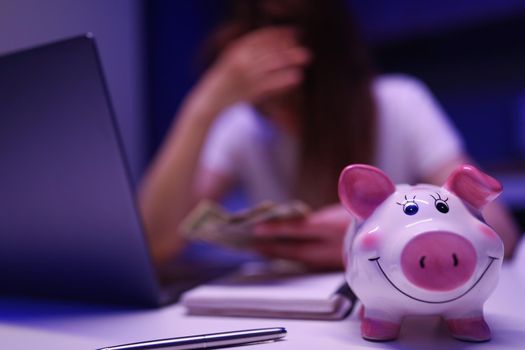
[180,200,311,249]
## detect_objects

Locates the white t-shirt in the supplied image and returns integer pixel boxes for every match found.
[200,74,464,205]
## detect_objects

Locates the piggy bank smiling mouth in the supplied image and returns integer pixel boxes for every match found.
[368,255,498,304]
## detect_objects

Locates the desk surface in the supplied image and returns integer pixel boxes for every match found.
[2,239,525,350]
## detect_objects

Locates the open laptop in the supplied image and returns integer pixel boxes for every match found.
[0,34,238,307]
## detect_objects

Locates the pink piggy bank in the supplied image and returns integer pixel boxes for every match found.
[338,164,504,342]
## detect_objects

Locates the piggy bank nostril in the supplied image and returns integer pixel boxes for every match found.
[453,253,458,267]
[419,256,426,269]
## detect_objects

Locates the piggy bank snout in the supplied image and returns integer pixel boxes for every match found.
[401,232,477,292]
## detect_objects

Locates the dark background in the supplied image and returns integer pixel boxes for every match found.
[145,0,525,228]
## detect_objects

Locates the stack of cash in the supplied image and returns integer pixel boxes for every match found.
[179,200,311,249]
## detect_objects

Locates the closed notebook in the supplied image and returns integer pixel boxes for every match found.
[180,262,356,320]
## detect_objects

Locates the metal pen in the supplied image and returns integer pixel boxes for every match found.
[97,327,287,350]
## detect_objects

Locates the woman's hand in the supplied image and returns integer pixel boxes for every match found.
[252,204,353,270]
[199,26,311,110]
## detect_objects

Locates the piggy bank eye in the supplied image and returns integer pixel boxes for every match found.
[403,202,419,216]
[435,199,449,213]
[397,195,419,216]
[431,193,449,214]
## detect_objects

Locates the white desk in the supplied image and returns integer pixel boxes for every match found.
[2,239,525,350]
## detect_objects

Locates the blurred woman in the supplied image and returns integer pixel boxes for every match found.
[139,0,519,269]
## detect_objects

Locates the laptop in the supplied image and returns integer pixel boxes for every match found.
[0,34,238,307]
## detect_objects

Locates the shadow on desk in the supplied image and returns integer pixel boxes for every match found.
[0,296,132,323]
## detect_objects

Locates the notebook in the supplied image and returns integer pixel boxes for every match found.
[180,261,356,320]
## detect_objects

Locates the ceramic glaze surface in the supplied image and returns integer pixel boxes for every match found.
[338,164,504,342]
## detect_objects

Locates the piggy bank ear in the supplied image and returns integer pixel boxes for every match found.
[444,164,502,211]
[338,164,395,220]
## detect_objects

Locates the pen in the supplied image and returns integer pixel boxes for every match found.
[97,327,287,350]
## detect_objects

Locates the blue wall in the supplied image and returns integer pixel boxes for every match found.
[145,0,227,158]
[373,13,525,169]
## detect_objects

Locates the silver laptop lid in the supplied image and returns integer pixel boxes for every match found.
[0,34,161,306]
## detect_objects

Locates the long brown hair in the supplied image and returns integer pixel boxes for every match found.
[205,0,376,208]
